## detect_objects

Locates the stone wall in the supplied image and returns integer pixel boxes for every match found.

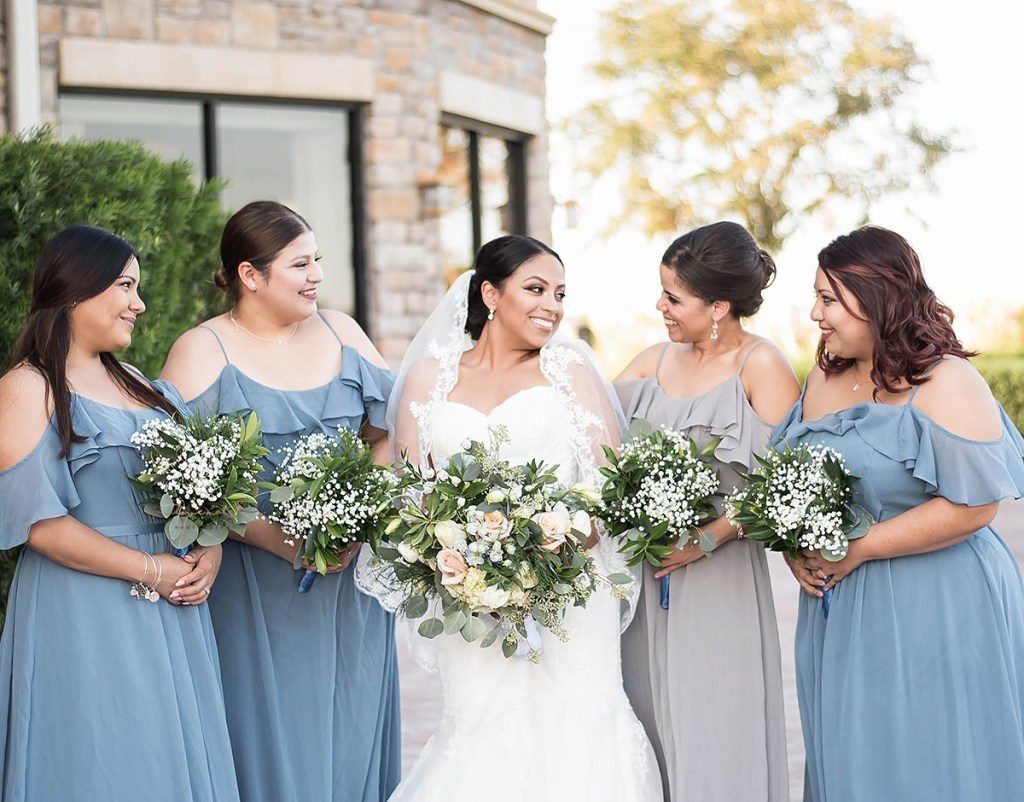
[22,0,552,363]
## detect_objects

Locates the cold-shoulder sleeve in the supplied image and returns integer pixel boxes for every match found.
[339,348,396,431]
[0,427,80,549]
[905,405,1024,506]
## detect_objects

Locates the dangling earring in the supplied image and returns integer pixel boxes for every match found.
[711,319,719,341]
[487,308,495,321]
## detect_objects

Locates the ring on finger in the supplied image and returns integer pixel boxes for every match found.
[203,587,210,596]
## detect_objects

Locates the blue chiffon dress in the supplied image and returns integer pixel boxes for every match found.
[187,316,401,802]
[774,366,1024,801]
[0,381,239,801]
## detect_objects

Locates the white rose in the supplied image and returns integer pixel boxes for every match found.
[509,585,531,607]
[434,520,467,550]
[515,562,539,589]
[477,585,511,610]
[485,489,506,503]
[395,541,421,564]
[570,483,602,505]
[533,505,574,552]
[570,510,592,541]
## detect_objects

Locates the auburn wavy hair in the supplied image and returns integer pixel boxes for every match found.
[816,226,975,396]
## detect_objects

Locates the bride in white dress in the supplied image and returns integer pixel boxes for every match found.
[358,236,662,801]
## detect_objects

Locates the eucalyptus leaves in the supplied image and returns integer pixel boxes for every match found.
[130,412,268,551]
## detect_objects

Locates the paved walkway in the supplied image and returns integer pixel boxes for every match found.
[397,500,1024,800]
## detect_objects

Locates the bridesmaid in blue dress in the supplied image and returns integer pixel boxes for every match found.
[0,225,238,801]
[776,226,1024,801]
[160,201,401,802]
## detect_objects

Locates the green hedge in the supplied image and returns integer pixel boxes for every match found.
[0,127,227,376]
[1,129,228,627]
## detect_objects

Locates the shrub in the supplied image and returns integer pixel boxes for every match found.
[0,128,228,626]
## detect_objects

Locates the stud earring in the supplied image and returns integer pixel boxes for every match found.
[711,319,719,341]
[487,308,495,321]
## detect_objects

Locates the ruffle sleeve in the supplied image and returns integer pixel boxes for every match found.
[0,427,80,549]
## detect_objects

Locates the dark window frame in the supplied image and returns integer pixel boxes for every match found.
[58,87,371,330]
[440,113,529,256]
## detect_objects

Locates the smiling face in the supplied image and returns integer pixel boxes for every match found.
[70,255,145,353]
[811,267,874,361]
[483,253,566,349]
[243,230,323,323]
[655,263,719,343]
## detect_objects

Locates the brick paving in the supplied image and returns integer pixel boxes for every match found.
[397,499,1024,800]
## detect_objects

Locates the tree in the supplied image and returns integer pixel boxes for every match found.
[570,0,954,251]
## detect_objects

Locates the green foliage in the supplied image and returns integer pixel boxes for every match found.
[0,128,229,628]
[570,0,955,250]
[0,126,228,377]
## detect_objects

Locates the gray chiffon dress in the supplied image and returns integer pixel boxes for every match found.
[618,342,789,802]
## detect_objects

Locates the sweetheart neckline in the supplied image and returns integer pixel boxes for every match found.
[440,385,559,419]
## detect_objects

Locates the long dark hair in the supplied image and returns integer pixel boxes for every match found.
[216,201,312,302]
[9,225,177,457]
[662,221,776,317]
[816,225,975,396]
[465,235,563,339]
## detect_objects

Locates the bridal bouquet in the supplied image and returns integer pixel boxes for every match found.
[725,443,873,618]
[374,427,629,661]
[594,419,720,609]
[130,412,267,554]
[267,427,396,593]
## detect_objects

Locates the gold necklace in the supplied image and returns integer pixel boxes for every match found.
[229,310,298,346]
[851,364,867,391]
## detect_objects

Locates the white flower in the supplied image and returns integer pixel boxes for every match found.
[477,585,510,610]
[485,489,506,503]
[434,520,467,550]
[396,541,421,564]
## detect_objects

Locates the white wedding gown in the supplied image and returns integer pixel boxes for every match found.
[389,385,662,802]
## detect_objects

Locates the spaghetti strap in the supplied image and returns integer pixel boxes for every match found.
[199,325,231,364]
[737,339,769,374]
[318,311,344,347]
[653,343,672,380]
[908,356,954,401]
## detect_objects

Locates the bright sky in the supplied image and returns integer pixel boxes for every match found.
[537,0,1024,362]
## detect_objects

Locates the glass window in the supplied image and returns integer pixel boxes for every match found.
[58,93,361,318]
[59,95,204,168]
[439,127,474,284]
[439,123,527,285]
[216,103,354,313]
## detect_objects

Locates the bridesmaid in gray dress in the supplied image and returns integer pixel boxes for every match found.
[617,222,798,802]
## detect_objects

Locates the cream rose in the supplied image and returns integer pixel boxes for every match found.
[509,585,531,607]
[477,585,511,610]
[479,509,513,541]
[438,548,468,586]
[396,541,421,564]
[533,506,574,552]
[434,520,467,550]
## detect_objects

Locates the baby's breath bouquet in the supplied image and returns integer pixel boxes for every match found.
[726,443,873,618]
[372,427,630,662]
[594,419,721,609]
[130,412,268,553]
[267,427,396,593]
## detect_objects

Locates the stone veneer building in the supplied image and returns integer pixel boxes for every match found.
[0,0,555,362]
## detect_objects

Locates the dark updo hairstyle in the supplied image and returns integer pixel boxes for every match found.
[661,221,776,318]
[816,225,975,397]
[216,200,312,302]
[9,225,178,457]
[464,235,563,340]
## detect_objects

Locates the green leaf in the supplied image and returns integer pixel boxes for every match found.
[606,572,634,585]
[418,618,444,638]
[159,493,174,519]
[269,485,295,504]
[501,637,519,658]
[166,515,199,549]
[443,609,468,635]
[480,625,502,649]
[461,615,487,642]
[404,595,428,619]
[197,523,229,547]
